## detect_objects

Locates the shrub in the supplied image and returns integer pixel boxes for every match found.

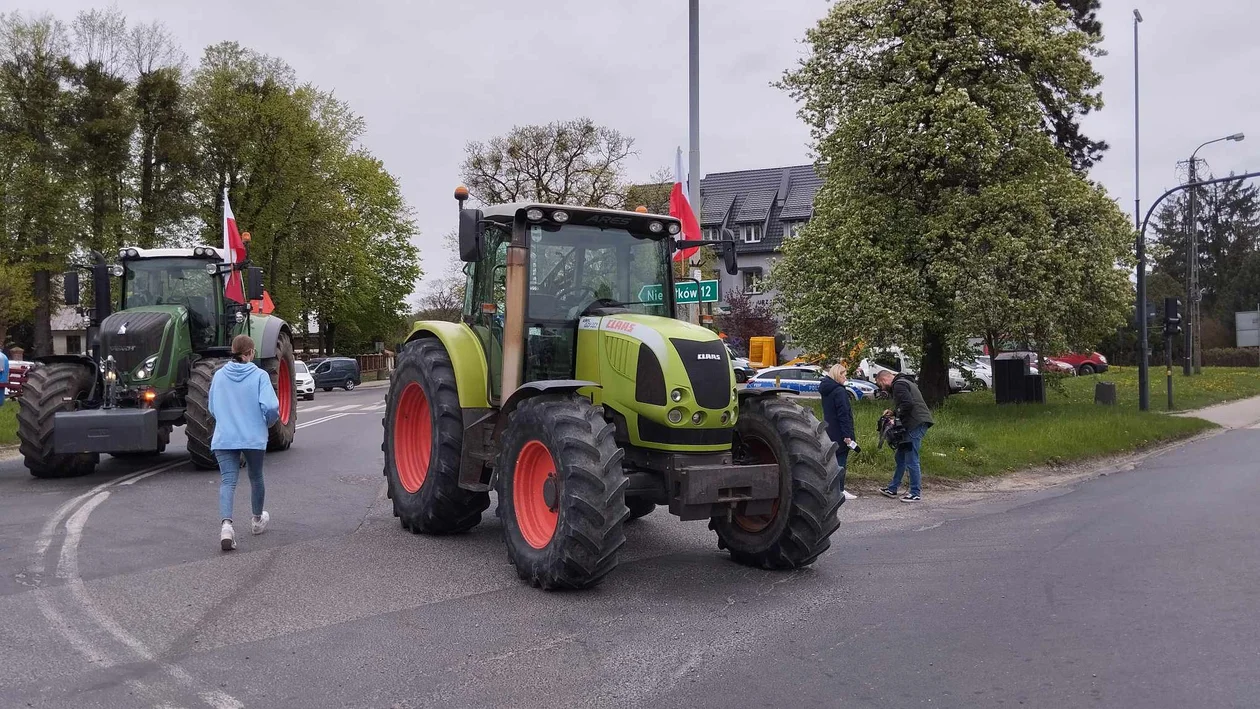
[1202,348,1260,367]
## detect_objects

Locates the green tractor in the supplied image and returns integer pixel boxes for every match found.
[17,246,297,478]
[382,188,845,589]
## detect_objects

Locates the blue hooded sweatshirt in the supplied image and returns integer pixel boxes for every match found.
[208,361,280,451]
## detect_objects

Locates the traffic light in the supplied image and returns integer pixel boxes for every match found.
[1164,297,1182,336]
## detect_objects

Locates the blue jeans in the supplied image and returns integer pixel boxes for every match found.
[215,449,266,522]
[887,424,929,496]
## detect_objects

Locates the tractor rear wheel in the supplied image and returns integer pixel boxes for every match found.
[495,394,628,590]
[263,332,297,452]
[710,396,844,569]
[383,338,489,533]
[17,363,99,478]
[186,357,227,470]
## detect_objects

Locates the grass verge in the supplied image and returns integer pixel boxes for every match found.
[804,366,1260,485]
[0,403,17,447]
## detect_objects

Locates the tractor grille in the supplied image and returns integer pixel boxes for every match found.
[99,311,171,374]
[669,338,731,410]
[635,343,666,406]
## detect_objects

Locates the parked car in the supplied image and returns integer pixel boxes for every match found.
[727,345,755,383]
[295,360,316,400]
[858,346,969,393]
[955,357,993,390]
[312,357,361,391]
[745,365,875,400]
[1053,351,1108,375]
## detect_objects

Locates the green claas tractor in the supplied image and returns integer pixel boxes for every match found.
[17,246,297,478]
[382,188,844,589]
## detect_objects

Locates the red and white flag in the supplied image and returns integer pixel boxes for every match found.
[222,189,246,303]
[670,147,701,262]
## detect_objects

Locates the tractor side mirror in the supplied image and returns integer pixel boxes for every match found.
[458,208,485,262]
[63,271,80,306]
[720,229,739,275]
[246,267,265,301]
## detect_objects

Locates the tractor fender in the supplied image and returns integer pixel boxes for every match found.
[501,380,601,417]
[737,387,795,400]
[251,316,290,359]
[31,354,101,397]
[405,321,491,409]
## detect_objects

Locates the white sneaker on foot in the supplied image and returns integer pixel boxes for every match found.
[251,511,269,535]
[843,490,858,500]
[220,521,236,551]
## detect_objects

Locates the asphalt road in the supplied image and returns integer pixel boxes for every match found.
[1,388,1258,709]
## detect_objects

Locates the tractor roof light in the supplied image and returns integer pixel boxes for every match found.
[649,221,664,234]
[205,263,218,274]
[667,223,681,235]
[551,209,570,223]
[526,208,545,222]
[119,247,140,260]
[108,265,124,277]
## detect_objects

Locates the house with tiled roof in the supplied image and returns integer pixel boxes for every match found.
[695,164,823,308]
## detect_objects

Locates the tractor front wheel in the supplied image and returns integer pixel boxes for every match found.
[263,332,297,451]
[17,363,99,478]
[186,357,227,469]
[495,394,628,590]
[710,396,844,569]
[383,338,489,533]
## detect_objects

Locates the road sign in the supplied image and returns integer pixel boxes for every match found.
[638,280,721,305]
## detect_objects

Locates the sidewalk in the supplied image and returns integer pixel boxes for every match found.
[1173,394,1260,429]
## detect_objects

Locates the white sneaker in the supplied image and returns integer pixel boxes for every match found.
[843,489,858,500]
[251,511,270,535]
[220,521,236,551]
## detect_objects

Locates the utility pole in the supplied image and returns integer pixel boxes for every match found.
[1186,156,1196,375]
[687,0,702,326]
[1133,9,1148,410]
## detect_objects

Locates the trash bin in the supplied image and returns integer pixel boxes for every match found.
[994,357,1029,404]
[1094,381,1117,405]
[1023,373,1045,404]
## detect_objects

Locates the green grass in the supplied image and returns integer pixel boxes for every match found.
[0,402,16,447]
[805,366,1260,485]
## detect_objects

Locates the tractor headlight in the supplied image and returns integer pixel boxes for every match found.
[649,221,664,233]
[670,388,685,402]
[205,263,219,274]
[526,208,544,222]
[134,355,159,380]
[551,210,570,223]
[691,411,705,425]
[108,265,124,277]
[720,411,730,424]
[667,408,684,424]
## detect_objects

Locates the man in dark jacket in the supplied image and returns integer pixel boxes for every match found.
[820,364,857,500]
[874,370,934,502]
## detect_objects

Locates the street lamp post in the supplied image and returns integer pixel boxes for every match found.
[1185,132,1245,375]
[1133,9,1148,411]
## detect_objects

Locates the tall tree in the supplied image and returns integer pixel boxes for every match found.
[460,118,635,207]
[1032,0,1106,170]
[775,0,1131,406]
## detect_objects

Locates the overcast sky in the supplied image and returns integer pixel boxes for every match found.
[38,0,1260,297]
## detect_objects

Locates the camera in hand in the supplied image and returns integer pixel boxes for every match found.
[877,413,909,450]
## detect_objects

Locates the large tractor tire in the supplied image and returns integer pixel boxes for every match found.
[262,332,297,452]
[17,364,99,478]
[186,357,227,470]
[710,396,844,570]
[495,394,628,590]
[383,338,489,534]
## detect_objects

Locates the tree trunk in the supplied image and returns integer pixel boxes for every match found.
[920,326,949,408]
[139,126,155,246]
[33,269,52,357]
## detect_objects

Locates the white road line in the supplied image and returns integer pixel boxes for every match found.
[296,412,348,429]
[364,402,387,411]
[329,404,363,412]
[300,404,332,412]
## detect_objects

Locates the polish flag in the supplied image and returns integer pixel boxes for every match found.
[222,189,246,303]
[670,147,701,262]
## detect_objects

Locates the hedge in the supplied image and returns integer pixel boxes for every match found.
[1202,348,1260,367]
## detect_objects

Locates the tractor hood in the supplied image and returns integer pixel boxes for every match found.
[98,306,183,383]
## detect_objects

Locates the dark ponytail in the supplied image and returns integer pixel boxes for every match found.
[231,334,256,363]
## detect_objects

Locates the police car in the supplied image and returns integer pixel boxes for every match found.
[745,365,877,400]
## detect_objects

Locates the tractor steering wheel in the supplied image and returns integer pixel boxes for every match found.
[555,285,598,308]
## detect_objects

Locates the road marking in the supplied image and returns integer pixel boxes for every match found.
[297,412,349,429]
[300,404,332,412]
[329,404,362,412]
[364,402,387,411]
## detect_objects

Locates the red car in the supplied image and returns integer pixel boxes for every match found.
[1052,351,1108,375]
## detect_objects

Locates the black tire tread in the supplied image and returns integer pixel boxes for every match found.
[16,364,99,478]
[383,338,489,534]
[495,394,628,590]
[711,396,844,570]
[186,357,227,470]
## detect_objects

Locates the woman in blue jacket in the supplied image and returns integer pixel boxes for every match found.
[819,363,857,500]
[209,335,279,550]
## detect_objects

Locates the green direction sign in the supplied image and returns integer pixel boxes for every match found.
[637,280,721,305]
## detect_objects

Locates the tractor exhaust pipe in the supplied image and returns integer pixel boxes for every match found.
[500,241,528,401]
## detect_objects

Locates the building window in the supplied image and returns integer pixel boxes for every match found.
[65,335,81,354]
[742,269,763,294]
[701,227,719,241]
[784,221,804,239]
[739,224,763,244]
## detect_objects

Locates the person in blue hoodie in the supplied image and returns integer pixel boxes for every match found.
[820,363,857,501]
[209,334,279,550]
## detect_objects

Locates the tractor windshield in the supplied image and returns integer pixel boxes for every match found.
[123,258,221,347]
[526,223,672,321]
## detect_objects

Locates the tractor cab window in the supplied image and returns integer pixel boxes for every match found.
[123,257,221,348]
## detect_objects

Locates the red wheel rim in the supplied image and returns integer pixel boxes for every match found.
[395,382,432,494]
[277,361,293,425]
[514,440,559,549]
[734,435,781,533]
